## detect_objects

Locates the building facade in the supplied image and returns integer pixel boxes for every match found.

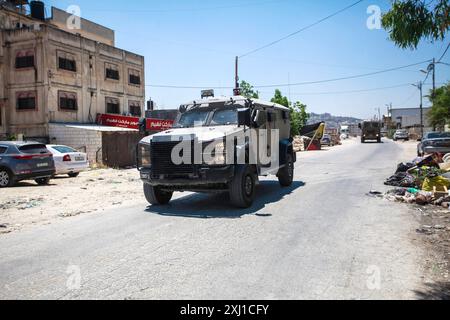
[0,3,145,141]
[390,107,432,129]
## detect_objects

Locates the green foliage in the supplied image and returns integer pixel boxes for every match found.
[239,80,259,99]
[428,83,450,129]
[270,89,309,136]
[382,0,450,49]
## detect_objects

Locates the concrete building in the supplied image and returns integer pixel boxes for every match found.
[0,1,145,141]
[390,107,432,130]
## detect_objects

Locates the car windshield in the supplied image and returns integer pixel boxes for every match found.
[175,109,210,128]
[52,146,77,153]
[426,132,450,139]
[210,109,238,126]
[363,122,379,129]
[18,144,48,154]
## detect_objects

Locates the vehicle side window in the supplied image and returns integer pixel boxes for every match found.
[0,146,7,154]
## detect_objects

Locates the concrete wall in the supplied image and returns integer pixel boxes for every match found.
[391,108,432,128]
[49,123,102,165]
[49,7,115,46]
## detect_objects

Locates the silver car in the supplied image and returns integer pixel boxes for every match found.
[0,141,55,187]
[393,129,409,141]
[417,132,450,156]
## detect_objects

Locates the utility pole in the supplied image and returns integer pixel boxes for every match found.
[432,58,436,97]
[412,82,424,138]
[233,56,240,96]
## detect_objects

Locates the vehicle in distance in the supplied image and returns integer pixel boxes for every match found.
[0,141,55,188]
[393,129,409,141]
[137,95,296,208]
[321,134,333,146]
[47,145,89,177]
[417,132,450,156]
[359,121,382,143]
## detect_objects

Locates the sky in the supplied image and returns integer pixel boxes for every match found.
[45,0,450,119]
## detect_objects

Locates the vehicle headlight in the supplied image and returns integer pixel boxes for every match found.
[203,141,226,165]
[139,143,151,167]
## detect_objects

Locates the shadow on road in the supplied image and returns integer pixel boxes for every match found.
[145,180,305,219]
[414,282,450,300]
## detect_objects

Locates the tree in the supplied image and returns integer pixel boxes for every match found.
[428,83,450,129]
[270,89,309,136]
[382,0,450,49]
[239,80,259,99]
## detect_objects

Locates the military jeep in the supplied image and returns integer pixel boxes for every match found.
[137,95,296,208]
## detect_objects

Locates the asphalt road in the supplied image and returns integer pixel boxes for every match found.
[0,138,424,300]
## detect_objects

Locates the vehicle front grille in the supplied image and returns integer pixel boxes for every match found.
[151,141,194,176]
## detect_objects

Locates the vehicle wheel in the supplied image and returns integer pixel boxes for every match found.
[0,169,14,188]
[377,138,382,143]
[35,177,50,185]
[143,184,173,205]
[229,165,256,208]
[361,138,365,143]
[68,172,80,178]
[278,153,294,187]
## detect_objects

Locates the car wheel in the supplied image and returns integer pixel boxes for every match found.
[143,184,173,205]
[35,177,51,185]
[278,153,294,187]
[361,138,365,143]
[0,169,14,188]
[68,173,80,178]
[230,165,256,208]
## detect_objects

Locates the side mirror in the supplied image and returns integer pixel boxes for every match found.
[238,108,251,127]
[358,124,362,129]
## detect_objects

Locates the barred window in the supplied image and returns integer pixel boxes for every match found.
[59,91,78,111]
[129,101,141,117]
[15,50,34,69]
[17,92,37,110]
[106,97,120,114]
[58,51,76,72]
[105,63,120,80]
[129,69,141,86]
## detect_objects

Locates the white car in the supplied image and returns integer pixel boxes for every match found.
[46,145,89,177]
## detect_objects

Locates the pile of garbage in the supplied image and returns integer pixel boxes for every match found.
[380,153,450,207]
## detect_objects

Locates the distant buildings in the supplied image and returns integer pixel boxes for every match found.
[389,107,432,130]
[0,1,145,141]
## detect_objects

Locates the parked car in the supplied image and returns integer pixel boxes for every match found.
[417,132,450,156]
[0,141,55,187]
[393,129,409,141]
[46,145,89,177]
[321,134,333,146]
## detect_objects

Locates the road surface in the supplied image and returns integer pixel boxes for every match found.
[0,139,425,299]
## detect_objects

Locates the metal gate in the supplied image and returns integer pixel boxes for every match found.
[101,132,144,168]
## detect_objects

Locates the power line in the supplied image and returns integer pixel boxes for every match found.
[438,42,450,63]
[239,0,365,58]
[146,60,430,89]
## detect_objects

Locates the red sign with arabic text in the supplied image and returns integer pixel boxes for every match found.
[96,114,174,132]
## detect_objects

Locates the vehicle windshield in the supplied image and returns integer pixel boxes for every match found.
[175,109,210,128]
[18,144,48,154]
[426,132,450,139]
[52,146,77,153]
[174,107,238,128]
[211,109,238,126]
[363,122,380,129]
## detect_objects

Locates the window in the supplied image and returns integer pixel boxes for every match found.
[105,63,119,80]
[58,91,78,111]
[106,97,120,114]
[128,101,141,117]
[16,92,37,110]
[211,109,238,126]
[58,51,76,72]
[0,146,7,154]
[51,146,77,153]
[129,69,141,86]
[15,50,34,69]
[18,144,48,154]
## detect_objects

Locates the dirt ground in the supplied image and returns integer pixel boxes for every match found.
[0,168,143,234]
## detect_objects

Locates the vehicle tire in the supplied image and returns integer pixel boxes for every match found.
[68,172,80,178]
[35,177,50,185]
[278,153,294,187]
[0,168,14,188]
[143,184,173,205]
[229,165,256,208]
[361,138,365,143]
[377,138,382,143]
